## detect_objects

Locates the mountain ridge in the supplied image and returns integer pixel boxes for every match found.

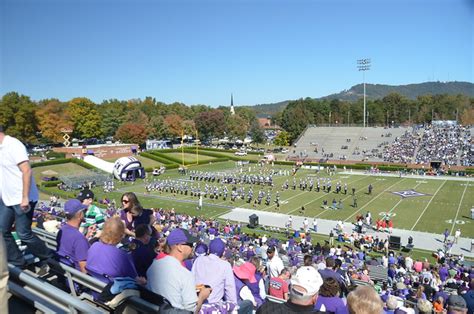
[250,81,474,116]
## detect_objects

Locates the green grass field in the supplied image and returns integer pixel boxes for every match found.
[34,154,474,239]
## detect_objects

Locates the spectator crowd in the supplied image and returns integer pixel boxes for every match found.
[25,189,474,314]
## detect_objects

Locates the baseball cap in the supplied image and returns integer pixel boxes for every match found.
[166,228,198,246]
[447,295,467,310]
[64,199,88,215]
[209,238,226,257]
[290,266,323,297]
[267,246,276,254]
[195,243,208,256]
[77,189,94,202]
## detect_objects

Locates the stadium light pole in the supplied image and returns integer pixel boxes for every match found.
[357,58,371,128]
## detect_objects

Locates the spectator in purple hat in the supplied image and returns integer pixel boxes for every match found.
[56,199,89,273]
[130,224,156,277]
[192,238,237,305]
[147,228,211,312]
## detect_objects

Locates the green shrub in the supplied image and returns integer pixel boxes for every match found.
[31,158,71,168]
[70,158,103,171]
[143,152,179,165]
[151,152,184,164]
[141,151,181,165]
[40,180,62,187]
[39,187,76,199]
[45,151,66,159]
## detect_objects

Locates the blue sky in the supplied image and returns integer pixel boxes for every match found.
[0,0,472,107]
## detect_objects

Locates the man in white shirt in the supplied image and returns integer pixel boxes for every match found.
[454,229,461,244]
[147,228,211,312]
[0,125,53,267]
[266,246,284,278]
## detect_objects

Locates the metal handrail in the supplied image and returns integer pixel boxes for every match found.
[8,264,106,313]
[8,281,67,314]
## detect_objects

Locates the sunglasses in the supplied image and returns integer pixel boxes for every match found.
[122,199,129,204]
[183,243,195,248]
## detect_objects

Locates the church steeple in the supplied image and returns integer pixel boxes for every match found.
[230,93,235,115]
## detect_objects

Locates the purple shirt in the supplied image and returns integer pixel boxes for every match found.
[56,224,89,270]
[314,296,348,314]
[439,266,449,282]
[191,254,237,304]
[87,241,137,282]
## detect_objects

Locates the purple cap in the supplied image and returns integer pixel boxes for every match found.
[167,228,198,246]
[64,199,88,215]
[195,243,208,256]
[209,238,226,257]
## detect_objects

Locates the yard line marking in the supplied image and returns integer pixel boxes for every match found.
[314,176,403,219]
[387,182,423,214]
[285,175,369,215]
[410,180,447,231]
[210,209,232,219]
[449,183,468,235]
[344,178,408,222]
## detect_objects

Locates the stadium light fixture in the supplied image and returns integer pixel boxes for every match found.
[357,58,371,128]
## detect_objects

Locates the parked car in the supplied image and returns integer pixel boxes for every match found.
[234,151,247,156]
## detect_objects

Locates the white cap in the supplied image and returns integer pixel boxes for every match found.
[290,266,323,296]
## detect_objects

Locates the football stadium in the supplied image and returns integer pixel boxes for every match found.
[2,1,474,313]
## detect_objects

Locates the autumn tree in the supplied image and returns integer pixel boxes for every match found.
[163,114,183,138]
[194,109,226,139]
[148,115,167,139]
[226,114,249,139]
[0,92,39,142]
[274,131,290,146]
[36,99,71,143]
[97,99,128,138]
[67,97,103,139]
[114,123,149,145]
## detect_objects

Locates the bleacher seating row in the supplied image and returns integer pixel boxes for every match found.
[8,227,160,313]
[293,126,408,162]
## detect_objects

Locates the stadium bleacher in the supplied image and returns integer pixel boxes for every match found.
[292,124,473,166]
[292,126,409,162]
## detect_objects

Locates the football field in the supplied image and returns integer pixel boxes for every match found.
[34,157,474,239]
[112,161,474,239]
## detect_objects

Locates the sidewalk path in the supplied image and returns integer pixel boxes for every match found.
[220,207,474,258]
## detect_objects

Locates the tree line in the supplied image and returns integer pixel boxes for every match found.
[274,93,474,141]
[1,91,472,145]
[0,92,264,145]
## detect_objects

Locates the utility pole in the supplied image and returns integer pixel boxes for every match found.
[357,58,371,128]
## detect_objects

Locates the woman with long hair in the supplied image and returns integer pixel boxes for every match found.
[314,278,348,314]
[120,192,155,238]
